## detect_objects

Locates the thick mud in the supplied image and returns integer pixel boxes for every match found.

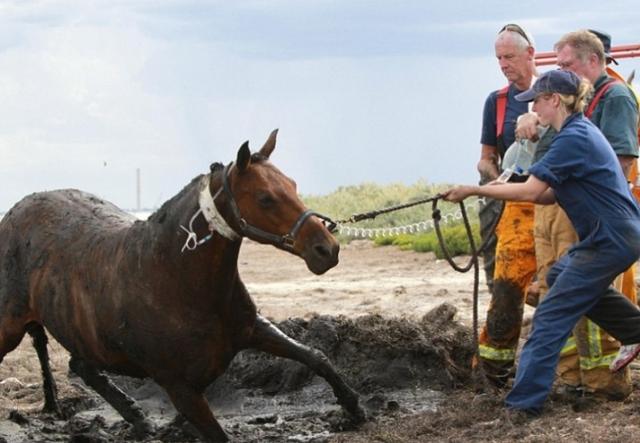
[0,305,472,442]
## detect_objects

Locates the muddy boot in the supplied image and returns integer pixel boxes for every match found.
[584,367,633,401]
[549,383,582,402]
[571,390,604,412]
[503,407,538,424]
[472,358,513,392]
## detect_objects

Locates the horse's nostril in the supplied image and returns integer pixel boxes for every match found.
[314,244,331,259]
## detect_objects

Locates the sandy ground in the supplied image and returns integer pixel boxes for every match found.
[241,239,502,324]
[3,239,640,443]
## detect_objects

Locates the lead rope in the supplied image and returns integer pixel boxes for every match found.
[333,194,443,225]
[431,197,504,391]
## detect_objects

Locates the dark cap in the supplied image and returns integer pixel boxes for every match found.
[588,29,618,65]
[515,69,581,102]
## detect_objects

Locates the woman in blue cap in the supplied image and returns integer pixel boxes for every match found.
[444,69,640,414]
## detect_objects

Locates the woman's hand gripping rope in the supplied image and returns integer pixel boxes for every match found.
[441,186,477,204]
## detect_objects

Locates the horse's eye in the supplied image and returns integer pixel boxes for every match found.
[257,193,276,208]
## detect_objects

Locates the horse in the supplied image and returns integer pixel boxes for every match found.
[0,129,364,442]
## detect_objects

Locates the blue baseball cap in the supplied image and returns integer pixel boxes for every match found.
[515,69,581,102]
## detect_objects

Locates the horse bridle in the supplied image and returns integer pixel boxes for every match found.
[218,162,336,252]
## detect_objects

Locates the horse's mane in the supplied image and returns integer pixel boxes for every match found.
[147,174,206,224]
[146,156,267,225]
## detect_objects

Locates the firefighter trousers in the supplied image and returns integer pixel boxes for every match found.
[476,201,536,383]
[535,203,636,398]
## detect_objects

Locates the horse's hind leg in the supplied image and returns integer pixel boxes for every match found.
[248,314,365,422]
[0,318,56,415]
[162,383,229,442]
[25,323,61,415]
[0,317,28,369]
[69,356,155,437]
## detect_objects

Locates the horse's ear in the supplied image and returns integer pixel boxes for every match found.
[236,141,251,172]
[259,128,278,159]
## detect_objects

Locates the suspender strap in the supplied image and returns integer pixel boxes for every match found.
[585,79,621,118]
[496,85,509,137]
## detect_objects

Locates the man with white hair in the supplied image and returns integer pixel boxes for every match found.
[474,24,539,387]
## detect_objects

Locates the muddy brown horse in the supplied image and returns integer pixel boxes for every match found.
[0,130,364,442]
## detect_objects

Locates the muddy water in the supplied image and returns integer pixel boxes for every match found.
[0,304,473,442]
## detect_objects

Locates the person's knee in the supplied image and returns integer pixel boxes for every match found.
[546,268,558,288]
[487,279,524,339]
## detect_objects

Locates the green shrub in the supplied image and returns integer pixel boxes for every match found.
[374,236,396,246]
[374,222,482,258]
[410,235,440,253]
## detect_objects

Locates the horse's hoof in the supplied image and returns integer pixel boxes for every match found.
[349,404,367,424]
[41,403,63,418]
[133,419,156,438]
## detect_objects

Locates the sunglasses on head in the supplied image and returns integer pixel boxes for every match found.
[499,23,531,46]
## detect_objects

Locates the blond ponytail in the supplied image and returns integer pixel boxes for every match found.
[558,79,593,113]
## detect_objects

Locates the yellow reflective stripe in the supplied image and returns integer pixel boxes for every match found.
[560,336,576,356]
[478,344,516,361]
[579,352,617,370]
[580,319,614,370]
[587,319,603,357]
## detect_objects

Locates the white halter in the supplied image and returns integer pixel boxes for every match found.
[198,175,240,241]
[180,175,240,253]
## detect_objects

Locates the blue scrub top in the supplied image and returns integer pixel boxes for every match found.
[529,113,640,241]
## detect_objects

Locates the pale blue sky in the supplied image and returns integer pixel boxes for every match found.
[1,1,639,211]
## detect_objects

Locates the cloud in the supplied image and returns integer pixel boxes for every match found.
[0,16,191,209]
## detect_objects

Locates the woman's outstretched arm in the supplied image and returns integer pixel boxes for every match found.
[442,175,554,204]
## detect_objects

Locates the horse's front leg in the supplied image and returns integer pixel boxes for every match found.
[69,357,155,437]
[248,314,365,422]
[163,383,229,443]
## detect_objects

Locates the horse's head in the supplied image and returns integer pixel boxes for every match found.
[208,130,339,275]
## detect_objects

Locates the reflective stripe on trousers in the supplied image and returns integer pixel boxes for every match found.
[478,344,516,361]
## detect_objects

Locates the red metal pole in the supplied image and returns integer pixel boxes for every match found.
[535,44,640,66]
